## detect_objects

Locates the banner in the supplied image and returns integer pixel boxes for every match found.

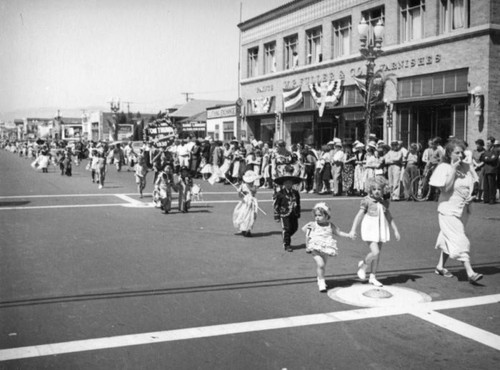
[283,86,303,111]
[251,96,273,114]
[144,117,177,147]
[309,80,344,117]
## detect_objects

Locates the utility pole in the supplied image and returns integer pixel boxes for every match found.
[122,101,134,114]
[181,92,193,102]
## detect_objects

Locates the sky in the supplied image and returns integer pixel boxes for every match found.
[0,0,290,121]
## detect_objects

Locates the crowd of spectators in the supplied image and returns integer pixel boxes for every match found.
[2,134,500,203]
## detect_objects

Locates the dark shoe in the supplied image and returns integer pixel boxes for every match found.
[435,267,453,278]
[468,273,483,284]
[284,245,293,252]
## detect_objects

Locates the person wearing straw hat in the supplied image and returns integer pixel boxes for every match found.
[233,170,261,237]
[274,170,302,252]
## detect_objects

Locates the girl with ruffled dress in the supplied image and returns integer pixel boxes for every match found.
[233,170,260,237]
[302,202,353,292]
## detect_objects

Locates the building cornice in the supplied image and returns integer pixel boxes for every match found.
[238,0,320,31]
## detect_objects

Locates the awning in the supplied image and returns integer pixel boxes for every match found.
[392,91,468,105]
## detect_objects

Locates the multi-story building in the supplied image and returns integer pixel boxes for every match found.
[238,0,500,148]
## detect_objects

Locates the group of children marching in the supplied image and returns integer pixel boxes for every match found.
[232,168,400,293]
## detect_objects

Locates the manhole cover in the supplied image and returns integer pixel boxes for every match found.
[362,288,393,299]
[328,284,432,307]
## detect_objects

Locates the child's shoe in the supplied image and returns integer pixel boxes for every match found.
[369,274,383,287]
[317,278,327,293]
[357,261,367,281]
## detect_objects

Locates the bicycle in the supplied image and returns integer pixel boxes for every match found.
[410,166,436,201]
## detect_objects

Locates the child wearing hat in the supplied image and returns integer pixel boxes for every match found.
[273,173,302,252]
[302,202,353,292]
[233,170,261,237]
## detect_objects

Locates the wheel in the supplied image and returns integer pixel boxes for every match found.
[410,174,431,201]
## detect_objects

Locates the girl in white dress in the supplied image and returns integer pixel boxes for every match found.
[233,170,260,237]
[350,177,401,287]
[302,202,352,292]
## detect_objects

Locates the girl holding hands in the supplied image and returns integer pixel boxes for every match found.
[350,176,400,287]
[302,202,353,292]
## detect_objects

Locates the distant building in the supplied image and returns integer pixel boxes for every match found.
[170,99,235,139]
[238,0,500,148]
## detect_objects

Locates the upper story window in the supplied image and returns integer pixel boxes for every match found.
[264,42,276,74]
[440,0,469,33]
[247,47,258,78]
[361,7,385,47]
[333,17,351,58]
[306,27,323,65]
[284,34,299,70]
[401,0,425,42]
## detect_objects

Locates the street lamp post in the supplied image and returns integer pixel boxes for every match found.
[358,18,384,144]
[54,110,62,141]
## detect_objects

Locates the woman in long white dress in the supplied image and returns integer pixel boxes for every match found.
[429,139,483,283]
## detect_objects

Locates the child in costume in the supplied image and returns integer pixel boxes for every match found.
[302,202,353,292]
[350,176,400,287]
[233,170,261,237]
[273,172,302,252]
[134,150,148,198]
[154,165,175,213]
[177,166,193,213]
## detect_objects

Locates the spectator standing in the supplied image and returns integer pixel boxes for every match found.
[480,137,499,204]
[472,139,485,202]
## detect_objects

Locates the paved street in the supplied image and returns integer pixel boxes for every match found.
[1,152,499,369]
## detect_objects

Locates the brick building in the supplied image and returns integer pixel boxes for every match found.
[238,0,500,148]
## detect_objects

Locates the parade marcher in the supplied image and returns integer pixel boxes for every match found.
[429,139,483,283]
[36,149,51,173]
[233,170,261,237]
[273,170,302,252]
[95,151,107,189]
[90,149,99,183]
[303,145,317,193]
[177,166,193,213]
[134,149,148,198]
[302,202,353,292]
[350,176,400,287]
[153,165,175,213]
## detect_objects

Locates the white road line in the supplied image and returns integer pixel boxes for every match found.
[411,310,500,351]
[114,194,141,204]
[0,294,498,361]
[0,204,125,211]
[0,196,356,211]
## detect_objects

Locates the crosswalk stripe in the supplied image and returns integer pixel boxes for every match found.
[1,294,498,361]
